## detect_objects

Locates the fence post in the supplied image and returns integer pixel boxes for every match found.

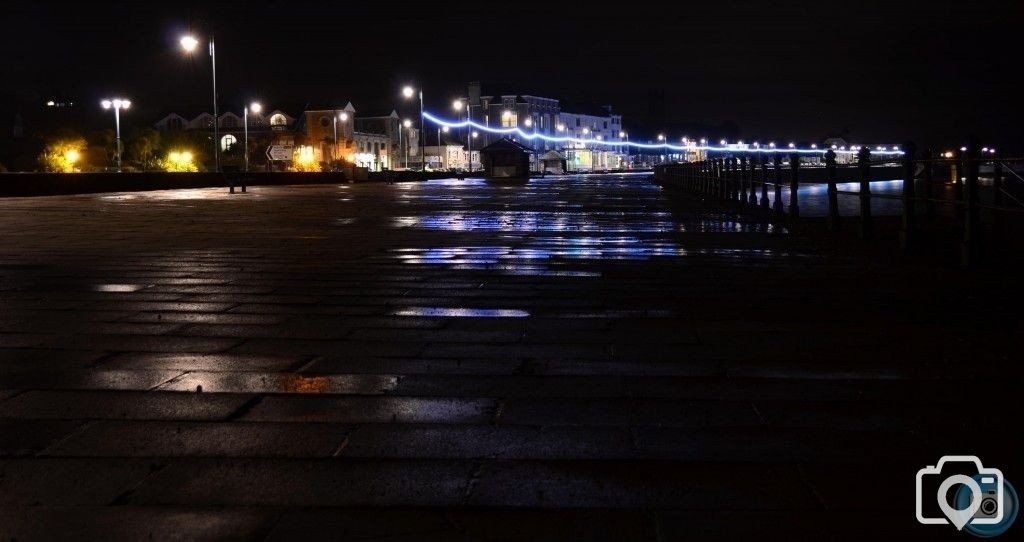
[900,141,917,251]
[760,155,770,209]
[773,154,784,215]
[788,152,800,218]
[922,149,934,218]
[960,138,980,266]
[825,149,841,232]
[857,146,873,239]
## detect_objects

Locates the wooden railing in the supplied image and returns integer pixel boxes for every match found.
[654,142,1024,265]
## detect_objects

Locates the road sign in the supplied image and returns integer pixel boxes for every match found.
[266,145,293,161]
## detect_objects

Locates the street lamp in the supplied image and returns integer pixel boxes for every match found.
[100,98,130,172]
[180,34,220,172]
[470,130,479,171]
[332,111,349,166]
[244,102,261,172]
[437,125,450,170]
[402,85,424,170]
[452,99,471,172]
[402,118,412,169]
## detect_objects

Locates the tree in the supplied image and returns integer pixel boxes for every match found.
[127,128,161,170]
[38,129,87,173]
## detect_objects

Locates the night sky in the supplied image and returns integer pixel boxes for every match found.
[4,0,1020,149]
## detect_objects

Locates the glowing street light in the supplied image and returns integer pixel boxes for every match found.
[402,118,413,169]
[331,109,349,166]
[180,33,221,172]
[244,101,261,172]
[179,35,199,52]
[101,98,130,172]
[402,85,424,170]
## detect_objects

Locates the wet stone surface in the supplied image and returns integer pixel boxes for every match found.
[0,175,1020,540]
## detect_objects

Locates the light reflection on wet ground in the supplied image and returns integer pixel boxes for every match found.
[385,174,785,276]
[390,307,531,317]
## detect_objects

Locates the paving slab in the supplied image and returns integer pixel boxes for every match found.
[42,421,352,458]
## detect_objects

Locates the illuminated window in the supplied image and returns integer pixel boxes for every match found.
[270,114,288,126]
[501,110,517,128]
[220,134,237,151]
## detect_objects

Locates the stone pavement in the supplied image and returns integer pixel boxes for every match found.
[0,175,1020,540]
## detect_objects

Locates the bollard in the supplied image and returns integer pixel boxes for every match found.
[960,138,980,266]
[899,141,917,250]
[788,152,800,219]
[773,154,784,215]
[760,155,770,209]
[825,149,841,232]
[749,154,759,207]
[922,149,934,218]
[857,146,873,239]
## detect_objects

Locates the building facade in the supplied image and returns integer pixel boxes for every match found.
[461,82,628,171]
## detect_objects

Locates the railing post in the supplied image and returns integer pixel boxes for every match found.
[720,158,728,200]
[825,149,841,232]
[749,154,759,206]
[773,154,784,215]
[788,152,800,218]
[760,155,770,209]
[954,148,965,222]
[960,138,980,266]
[857,146,873,239]
[992,151,1004,239]
[728,157,738,202]
[738,155,748,204]
[718,158,726,201]
[922,149,934,218]
[899,141,917,250]
[700,159,708,195]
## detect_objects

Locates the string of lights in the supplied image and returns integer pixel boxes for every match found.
[423,112,905,156]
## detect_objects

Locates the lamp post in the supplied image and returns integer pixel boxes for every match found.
[471,131,478,172]
[100,98,130,172]
[658,133,665,165]
[402,85,424,170]
[437,125,449,170]
[180,34,220,172]
[402,119,412,169]
[332,111,349,166]
[243,102,260,172]
[453,99,466,171]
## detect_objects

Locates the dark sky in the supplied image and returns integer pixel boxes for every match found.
[4,0,1020,149]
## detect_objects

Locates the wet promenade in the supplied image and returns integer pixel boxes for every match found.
[0,174,1020,540]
